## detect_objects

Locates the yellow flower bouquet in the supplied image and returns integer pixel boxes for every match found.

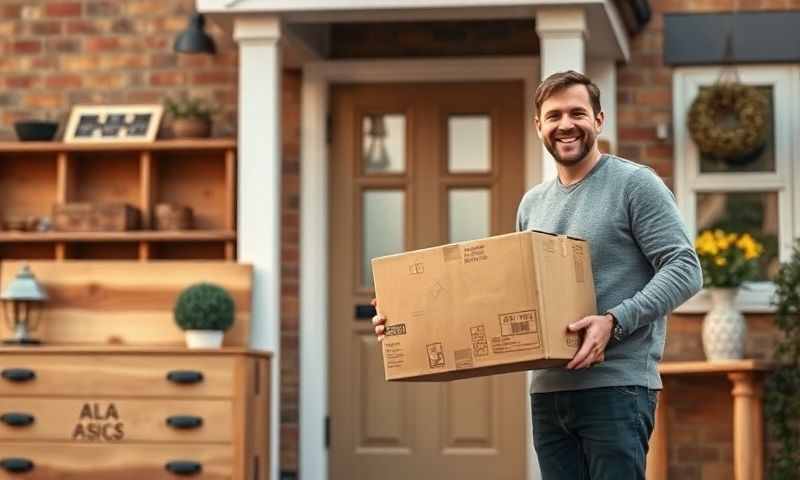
[695,229,764,288]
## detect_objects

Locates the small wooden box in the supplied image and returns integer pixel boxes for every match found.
[53,202,141,232]
[154,203,194,230]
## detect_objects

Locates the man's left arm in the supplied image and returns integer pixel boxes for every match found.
[605,168,704,339]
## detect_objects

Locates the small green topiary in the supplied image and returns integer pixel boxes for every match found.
[174,282,235,331]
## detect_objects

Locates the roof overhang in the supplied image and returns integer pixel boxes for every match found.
[199,0,639,65]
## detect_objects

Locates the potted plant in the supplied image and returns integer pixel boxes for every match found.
[694,229,764,360]
[164,95,218,138]
[765,239,800,479]
[173,282,235,348]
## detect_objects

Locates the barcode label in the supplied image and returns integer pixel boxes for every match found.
[499,310,538,337]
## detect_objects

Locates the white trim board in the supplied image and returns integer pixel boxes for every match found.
[299,56,542,480]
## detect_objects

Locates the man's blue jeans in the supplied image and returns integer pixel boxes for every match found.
[531,386,658,480]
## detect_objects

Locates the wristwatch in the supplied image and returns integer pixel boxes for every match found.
[608,312,624,342]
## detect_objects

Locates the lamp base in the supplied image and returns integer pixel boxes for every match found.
[3,338,41,345]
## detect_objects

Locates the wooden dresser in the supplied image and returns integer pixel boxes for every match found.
[0,348,270,479]
[0,261,270,479]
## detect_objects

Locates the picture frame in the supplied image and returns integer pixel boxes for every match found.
[64,104,163,143]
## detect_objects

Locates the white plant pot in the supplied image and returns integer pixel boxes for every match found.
[702,288,746,361]
[184,330,224,349]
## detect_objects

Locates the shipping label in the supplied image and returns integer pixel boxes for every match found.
[463,244,488,264]
[385,323,407,337]
[470,325,490,357]
[383,342,405,369]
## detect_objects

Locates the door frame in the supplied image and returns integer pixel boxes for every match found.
[300,56,541,480]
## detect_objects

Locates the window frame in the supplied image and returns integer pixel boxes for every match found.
[672,65,800,313]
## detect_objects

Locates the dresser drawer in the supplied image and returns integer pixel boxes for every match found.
[0,398,232,443]
[0,355,236,398]
[0,443,233,479]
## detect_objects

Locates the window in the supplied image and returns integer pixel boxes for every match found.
[673,66,799,313]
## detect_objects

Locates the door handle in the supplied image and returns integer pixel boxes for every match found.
[166,415,203,430]
[166,370,204,384]
[354,304,377,320]
[0,413,34,427]
[0,458,34,473]
[165,461,202,475]
[1,369,35,383]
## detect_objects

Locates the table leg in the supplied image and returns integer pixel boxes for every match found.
[647,389,668,480]
[728,372,761,480]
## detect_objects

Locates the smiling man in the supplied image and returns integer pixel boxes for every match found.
[516,70,703,479]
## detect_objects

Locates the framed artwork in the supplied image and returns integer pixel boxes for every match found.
[64,105,163,143]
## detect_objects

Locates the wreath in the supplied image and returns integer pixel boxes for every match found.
[687,83,768,163]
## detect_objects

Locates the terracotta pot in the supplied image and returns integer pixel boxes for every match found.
[172,118,211,139]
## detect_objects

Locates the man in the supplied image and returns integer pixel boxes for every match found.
[373,70,702,479]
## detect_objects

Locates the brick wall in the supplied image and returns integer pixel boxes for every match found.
[0,0,238,139]
[0,1,302,474]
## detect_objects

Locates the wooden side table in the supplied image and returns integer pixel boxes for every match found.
[646,360,773,480]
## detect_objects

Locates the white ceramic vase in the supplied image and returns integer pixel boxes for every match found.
[702,288,746,361]
[184,330,224,349]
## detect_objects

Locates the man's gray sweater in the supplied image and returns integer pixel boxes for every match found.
[517,155,703,393]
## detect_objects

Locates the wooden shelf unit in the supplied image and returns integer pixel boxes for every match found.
[0,139,237,261]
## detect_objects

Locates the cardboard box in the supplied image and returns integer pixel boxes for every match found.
[372,230,597,381]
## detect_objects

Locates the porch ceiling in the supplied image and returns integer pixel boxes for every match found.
[199,0,636,64]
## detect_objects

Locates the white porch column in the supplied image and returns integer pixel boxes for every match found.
[234,16,282,480]
[535,7,588,181]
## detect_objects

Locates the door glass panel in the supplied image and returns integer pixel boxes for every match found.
[448,115,491,173]
[698,86,774,173]
[449,189,490,243]
[696,191,778,280]
[362,114,406,174]
[363,190,405,288]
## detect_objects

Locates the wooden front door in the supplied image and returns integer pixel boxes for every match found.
[329,81,527,479]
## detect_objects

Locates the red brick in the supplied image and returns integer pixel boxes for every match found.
[149,71,187,86]
[46,74,82,89]
[45,2,82,17]
[0,5,22,19]
[192,71,235,85]
[31,55,58,69]
[677,445,720,462]
[637,89,672,107]
[66,20,99,35]
[620,126,658,142]
[125,90,163,103]
[12,40,41,54]
[85,73,128,90]
[86,36,121,52]
[644,144,674,161]
[24,92,62,109]
[30,21,62,35]
[61,55,100,72]
[86,0,121,16]
[46,37,81,54]
[6,75,40,89]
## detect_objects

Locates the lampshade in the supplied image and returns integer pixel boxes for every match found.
[1,265,47,302]
[174,13,216,55]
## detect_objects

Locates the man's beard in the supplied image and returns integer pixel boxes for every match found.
[544,129,594,167]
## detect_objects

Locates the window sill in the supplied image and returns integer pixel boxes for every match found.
[672,282,778,315]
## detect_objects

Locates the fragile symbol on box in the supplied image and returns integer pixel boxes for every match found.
[426,342,446,368]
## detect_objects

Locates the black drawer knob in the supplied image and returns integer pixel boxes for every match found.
[166,370,204,385]
[166,415,203,430]
[0,458,34,473]
[1,369,35,383]
[165,461,202,475]
[0,413,34,427]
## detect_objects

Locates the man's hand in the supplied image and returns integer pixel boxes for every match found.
[371,298,386,342]
[565,314,615,370]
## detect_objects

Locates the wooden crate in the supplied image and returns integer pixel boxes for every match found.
[53,202,140,232]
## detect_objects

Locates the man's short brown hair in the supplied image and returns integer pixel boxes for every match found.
[534,70,602,117]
